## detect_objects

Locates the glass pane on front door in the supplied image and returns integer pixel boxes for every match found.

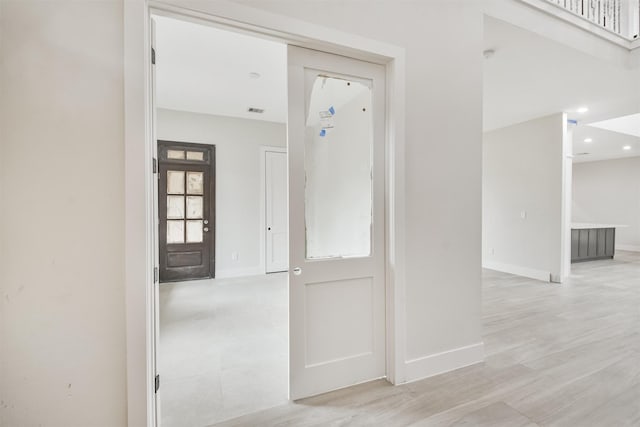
[304,75,373,259]
[186,196,203,219]
[167,220,185,244]
[187,172,204,195]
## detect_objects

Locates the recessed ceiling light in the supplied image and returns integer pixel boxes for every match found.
[584,138,593,143]
[248,72,261,79]
[577,107,589,113]
[623,145,632,150]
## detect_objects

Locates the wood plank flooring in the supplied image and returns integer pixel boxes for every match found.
[213,251,640,427]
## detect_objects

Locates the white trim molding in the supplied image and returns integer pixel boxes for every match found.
[124,0,156,426]
[483,261,552,283]
[404,343,485,383]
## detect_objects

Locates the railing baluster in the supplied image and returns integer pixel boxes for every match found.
[541,0,638,39]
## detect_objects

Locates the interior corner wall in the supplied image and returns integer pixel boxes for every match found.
[572,156,640,251]
[0,1,127,426]
[232,0,485,381]
[483,113,567,282]
[156,108,286,278]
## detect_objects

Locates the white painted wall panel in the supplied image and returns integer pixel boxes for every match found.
[573,156,640,251]
[0,1,127,425]
[483,114,567,282]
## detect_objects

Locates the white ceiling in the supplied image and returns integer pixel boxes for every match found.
[572,124,640,163]
[154,16,287,123]
[155,15,640,161]
[589,113,640,138]
[484,16,640,162]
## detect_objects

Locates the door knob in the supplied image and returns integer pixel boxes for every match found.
[204,220,209,225]
[204,227,209,232]
[293,267,302,276]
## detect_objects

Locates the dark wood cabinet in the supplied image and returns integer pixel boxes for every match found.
[571,227,615,263]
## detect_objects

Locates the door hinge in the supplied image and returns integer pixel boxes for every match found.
[151,47,156,65]
[152,157,157,174]
[153,266,159,284]
[155,374,160,393]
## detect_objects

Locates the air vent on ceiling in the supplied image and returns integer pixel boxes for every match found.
[248,107,264,114]
[575,152,590,156]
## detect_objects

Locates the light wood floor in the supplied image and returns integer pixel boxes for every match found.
[214,251,640,427]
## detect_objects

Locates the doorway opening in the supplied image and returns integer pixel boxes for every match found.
[125,4,407,424]
[481,14,640,284]
[154,15,289,426]
[143,6,399,426]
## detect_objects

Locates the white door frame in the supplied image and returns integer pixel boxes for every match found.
[260,146,287,274]
[124,1,407,426]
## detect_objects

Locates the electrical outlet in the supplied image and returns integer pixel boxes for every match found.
[231,252,239,261]
[520,210,527,220]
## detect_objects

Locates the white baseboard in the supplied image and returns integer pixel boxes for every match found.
[215,267,264,279]
[617,244,640,253]
[483,261,550,282]
[404,342,485,384]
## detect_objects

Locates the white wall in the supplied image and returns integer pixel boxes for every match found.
[1,1,485,424]
[573,156,640,251]
[157,108,286,278]
[0,1,127,426]
[234,0,484,376]
[483,113,569,282]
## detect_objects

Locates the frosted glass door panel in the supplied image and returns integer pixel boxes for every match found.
[304,75,373,259]
[186,196,203,219]
[167,220,185,244]
[187,172,204,195]
[167,171,185,194]
[167,195,185,219]
[186,220,203,243]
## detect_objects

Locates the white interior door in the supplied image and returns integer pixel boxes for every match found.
[287,46,386,400]
[266,150,289,273]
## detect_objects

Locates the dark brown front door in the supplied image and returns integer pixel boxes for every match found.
[158,141,215,282]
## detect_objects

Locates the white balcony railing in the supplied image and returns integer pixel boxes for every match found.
[544,0,640,40]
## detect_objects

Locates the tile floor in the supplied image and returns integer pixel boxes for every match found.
[159,272,288,427]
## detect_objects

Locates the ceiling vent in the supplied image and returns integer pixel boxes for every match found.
[575,152,590,156]
[248,107,264,114]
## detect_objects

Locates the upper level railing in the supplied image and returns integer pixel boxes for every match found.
[544,0,640,40]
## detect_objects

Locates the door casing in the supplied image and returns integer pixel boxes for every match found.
[124,2,407,426]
